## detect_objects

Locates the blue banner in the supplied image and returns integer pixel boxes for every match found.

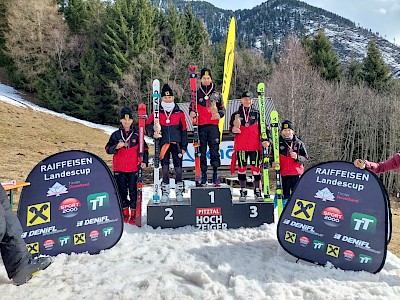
[277,161,390,273]
[17,150,123,256]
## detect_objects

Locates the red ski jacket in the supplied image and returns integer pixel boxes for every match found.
[278,135,308,176]
[146,104,188,151]
[229,105,271,151]
[105,126,149,172]
[189,84,225,126]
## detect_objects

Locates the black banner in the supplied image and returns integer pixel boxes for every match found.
[277,161,390,273]
[17,150,123,256]
[148,187,274,229]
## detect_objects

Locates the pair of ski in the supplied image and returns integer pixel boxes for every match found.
[257,83,284,217]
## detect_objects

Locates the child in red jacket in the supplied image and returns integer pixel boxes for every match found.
[229,91,270,201]
[146,84,188,202]
[105,107,148,224]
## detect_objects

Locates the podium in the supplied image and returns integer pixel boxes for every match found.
[147,186,274,229]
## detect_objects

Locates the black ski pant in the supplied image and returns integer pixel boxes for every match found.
[114,171,137,209]
[0,185,31,279]
[282,175,300,199]
[199,124,221,174]
[161,143,183,184]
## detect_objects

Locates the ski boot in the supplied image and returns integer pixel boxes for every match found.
[212,172,220,187]
[12,257,52,285]
[254,188,263,202]
[239,189,247,202]
[201,173,208,186]
[122,207,130,223]
[161,183,170,203]
[176,181,184,202]
[128,208,136,225]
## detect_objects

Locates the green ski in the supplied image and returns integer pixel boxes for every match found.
[270,110,284,217]
[257,83,271,202]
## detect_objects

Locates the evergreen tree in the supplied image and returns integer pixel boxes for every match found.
[306,30,342,81]
[345,55,363,86]
[0,0,11,67]
[362,39,391,91]
[63,0,91,34]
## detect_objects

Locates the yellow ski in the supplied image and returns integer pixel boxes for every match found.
[219,16,235,141]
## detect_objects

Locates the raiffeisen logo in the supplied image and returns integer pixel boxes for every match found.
[87,192,110,212]
[44,239,55,251]
[58,198,81,218]
[90,230,100,241]
[343,250,355,261]
[322,207,344,227]
[47,182,68,197]
[26,202,51,227]
[26,242,39,255]
[351,212,377,233]
[290,199,316,222]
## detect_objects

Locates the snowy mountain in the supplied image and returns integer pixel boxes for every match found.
[153,0,400,78]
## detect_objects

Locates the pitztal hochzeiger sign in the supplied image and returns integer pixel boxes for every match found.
[18,150,123,257]
[277,161,390,273]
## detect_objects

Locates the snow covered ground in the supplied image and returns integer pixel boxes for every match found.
[1,83,400,299]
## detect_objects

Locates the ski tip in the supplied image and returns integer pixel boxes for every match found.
[138,103,146,114]
[189,63,196,71]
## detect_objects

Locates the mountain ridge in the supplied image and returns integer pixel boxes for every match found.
[152,0,400,78]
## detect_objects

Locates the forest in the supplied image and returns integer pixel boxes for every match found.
[0,0,399,194]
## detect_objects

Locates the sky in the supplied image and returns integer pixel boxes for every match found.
[1,85,400,299]
[208,0,400,45]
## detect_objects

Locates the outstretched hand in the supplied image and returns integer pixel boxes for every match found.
[354,159,366,169]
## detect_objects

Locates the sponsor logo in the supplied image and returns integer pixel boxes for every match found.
[76,215,117,227]
[68,180,90,190]
[315,187,335,202]
[313,240,325,250]
[326,244,340,258]
[291,199,316,221]
[44,239,55,251]
[359,254,373,264]
[21,225,67,238]
[351,213,377,233]
[285,231,296,243]
[336,191,359,204]
[299,236,310,247]
[282,219,324,237]
[58,235,71,247]
[87,192,110,211]
[26,242,39,255]
[47,182,68,197]
[333,233,381,254]
[195,207,227,230]
[74,233,86,245]
[196,207,221,216]
[90,230,100,241]
[343,250,355,261]
[322,207,344,227]
[58,198,81,218]
[103,227,114,237]
[26,202,51,227]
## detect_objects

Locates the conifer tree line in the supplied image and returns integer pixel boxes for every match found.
[1,1,399,192]
[0,0,270,124]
